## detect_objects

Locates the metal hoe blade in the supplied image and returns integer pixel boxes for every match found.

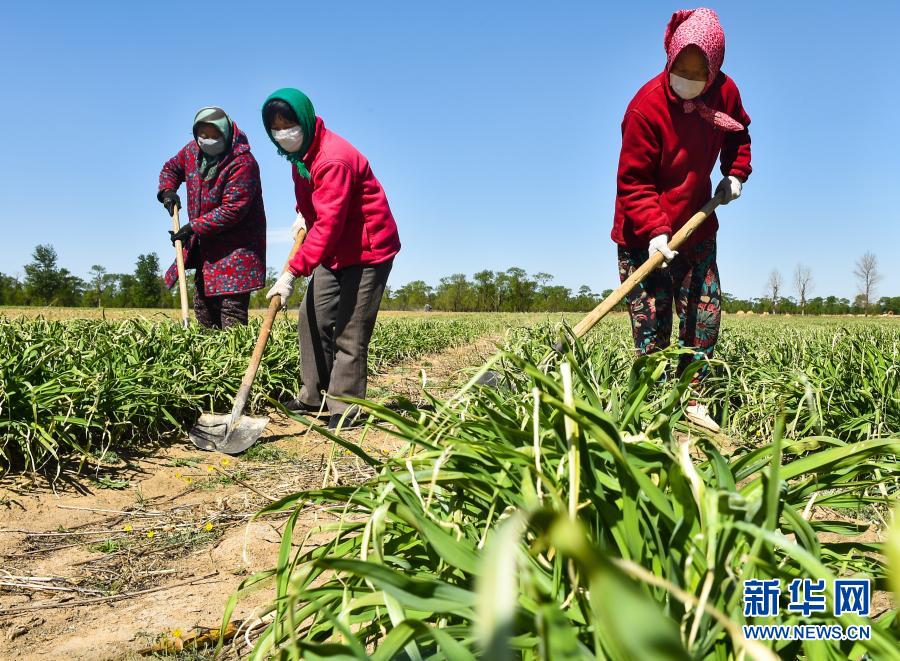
[188,412,270,455]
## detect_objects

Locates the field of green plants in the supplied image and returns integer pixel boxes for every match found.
[0,313,518,472]
[2,311,898,658]
[230,316,900,659]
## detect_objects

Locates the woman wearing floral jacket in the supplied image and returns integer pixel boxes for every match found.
[158,107,266,328]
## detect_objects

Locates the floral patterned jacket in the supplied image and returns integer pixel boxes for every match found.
[159,124,266,295]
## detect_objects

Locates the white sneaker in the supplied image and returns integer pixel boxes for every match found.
[685,403,721,433]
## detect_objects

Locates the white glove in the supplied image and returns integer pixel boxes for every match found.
[715,175,742,204]
[648,234,677,267]
[266,271,296,308]
[291,211,306,239]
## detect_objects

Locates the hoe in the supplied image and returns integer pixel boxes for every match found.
[477,192,724,384]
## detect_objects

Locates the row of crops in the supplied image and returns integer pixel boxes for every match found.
[0,314,513,472]
[237,317,900,659]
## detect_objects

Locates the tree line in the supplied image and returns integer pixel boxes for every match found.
[0,247,614,313]
[753,253,898,316]
[380,269,612,312]
[0,245,280,310]
[1,244,898,315]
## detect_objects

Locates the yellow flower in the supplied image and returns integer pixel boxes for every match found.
[219,458,231,466]
[123,524,133,533]
[185,477,193,484]
[171,628,183,638]
[147,530,155,539]
[174,472,182,479]
[207,465,215,472]
[204,521,213,532]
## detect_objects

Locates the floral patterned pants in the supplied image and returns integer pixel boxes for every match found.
[193,271,251,329]
[617,238,721,382]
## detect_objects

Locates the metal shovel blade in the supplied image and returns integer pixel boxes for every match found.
[188,412,270,455]
[474,370,501,388]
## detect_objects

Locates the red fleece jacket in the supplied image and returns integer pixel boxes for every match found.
[611,71,752,249]
[289,117,401,277]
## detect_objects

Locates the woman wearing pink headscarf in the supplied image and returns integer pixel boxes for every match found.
[610,8,752,432]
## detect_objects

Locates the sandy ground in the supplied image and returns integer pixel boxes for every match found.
[0,336,498,660]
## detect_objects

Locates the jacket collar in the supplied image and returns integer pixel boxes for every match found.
[302,116,326,167]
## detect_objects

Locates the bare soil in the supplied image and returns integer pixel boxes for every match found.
[0,336,499,660]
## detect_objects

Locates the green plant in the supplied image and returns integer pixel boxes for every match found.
[231,320,899,659]
[243,443,291,463]
[91,538,124,554]
[0,314,503,473]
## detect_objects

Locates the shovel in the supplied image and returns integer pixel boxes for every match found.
[475,193,724,386]
[189,227,307,454]
[171,204,191,329]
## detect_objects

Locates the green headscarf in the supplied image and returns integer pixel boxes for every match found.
[262,88,317,180]
[193,106,233,182]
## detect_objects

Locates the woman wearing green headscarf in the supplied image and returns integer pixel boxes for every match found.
[262,88,401,430]
[157,107,267,328]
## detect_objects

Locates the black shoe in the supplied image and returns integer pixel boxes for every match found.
[327,413,365,431]
[283,398,325,415]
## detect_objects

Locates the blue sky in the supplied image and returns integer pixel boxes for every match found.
[1,1,898,300]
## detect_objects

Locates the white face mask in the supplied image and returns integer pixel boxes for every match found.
[669,73,706,100]
[197,136,226,156]
[272,127,304,153]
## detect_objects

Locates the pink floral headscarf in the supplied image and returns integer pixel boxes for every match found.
[664,8,744,132]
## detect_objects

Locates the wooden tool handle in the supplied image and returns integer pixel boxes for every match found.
[230,228,308,416]
[171,205,191,329]
[571,193,723,339]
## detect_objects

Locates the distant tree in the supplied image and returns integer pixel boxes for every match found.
[472,270,498,312]
[0,273,24,305]
[779,296,799,315]
[540,285,572,312]
[826,296,851,315]
[86,264,117,308]
[23,244,83,305]
[435,274,472,311]
[877,296,900,314]
[503,267,536,312]
[765,270,783,313]
[805,296,824,315]
[131,253,164,308]
[24,244,64,304]
[722,291,756,314]
[393,280,432,310]
[533,272,553,290]
[494,271,510,311]
[112,274,135,307]
[853,252,882,316]
[575,286,602,312]
[793,264,813,315]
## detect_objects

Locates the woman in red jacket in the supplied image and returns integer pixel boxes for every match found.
[611,8,751,432]
[263,88,401,430]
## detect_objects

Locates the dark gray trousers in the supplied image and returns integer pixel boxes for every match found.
[298,261,392,414]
